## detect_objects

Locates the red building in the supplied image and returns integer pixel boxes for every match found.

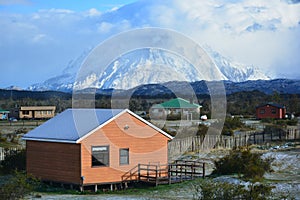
[256,103,286,119]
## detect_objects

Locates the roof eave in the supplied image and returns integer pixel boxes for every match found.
[22,137,77,144]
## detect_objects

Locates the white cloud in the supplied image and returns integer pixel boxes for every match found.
[87,8,101,17]
[1,0,300,87]
[97,22,114,33]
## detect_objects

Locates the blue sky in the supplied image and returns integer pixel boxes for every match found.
[0,0,136,13]
[0,0,300,88]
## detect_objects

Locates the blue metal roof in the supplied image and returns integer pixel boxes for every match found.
[23,109,124,143]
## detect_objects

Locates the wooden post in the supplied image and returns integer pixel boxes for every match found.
[279,130,282,140]
[191,164,194,180]
[202,163,205,178]
[95,184,98,192]
[270,131,273,141]
[168,164,171,184]
[147,164,149,181]
[155,165,158,186]
[234,137,237,148]
[180,165,183,182]
[138,164,141,181]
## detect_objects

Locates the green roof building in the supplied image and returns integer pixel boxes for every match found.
[150,98,202,120]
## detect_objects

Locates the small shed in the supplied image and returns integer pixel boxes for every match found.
[23,109,173,189]
[256,103,286,119]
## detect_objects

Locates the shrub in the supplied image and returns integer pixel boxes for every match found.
[221,117,245,136]
[212,147,273,181]
[192,179,274,200]
[0,170,40,200]
[0,148,26,174]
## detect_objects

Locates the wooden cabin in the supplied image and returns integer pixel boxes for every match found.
[23,109,173,189]
[256,103,286,119]
[10,106,56,119]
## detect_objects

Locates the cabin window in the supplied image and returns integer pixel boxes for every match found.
[119,148,129,165]
[22,110,29,115]
[92,146,109,167]
[271,109,276,114]
[260,109,265,114]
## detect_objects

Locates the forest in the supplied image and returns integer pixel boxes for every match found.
[0,89,299,118]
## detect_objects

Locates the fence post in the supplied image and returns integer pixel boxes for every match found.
[168,164,171,184]
[138,164,141,181]
[155,165,158,186]
[202,163,205,178]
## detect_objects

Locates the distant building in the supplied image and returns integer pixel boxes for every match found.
[10,106,56,119]
[150,98,202,120]
[0,109,9,120]
[256,103,286,119]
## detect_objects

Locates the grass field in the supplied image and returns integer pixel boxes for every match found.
[0,120,46,148]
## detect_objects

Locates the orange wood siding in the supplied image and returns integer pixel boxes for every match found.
[80,112,170,184]
[26,141,81,184]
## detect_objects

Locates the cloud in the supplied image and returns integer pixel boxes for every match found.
[87,8,101,17]
[1,0,300,87]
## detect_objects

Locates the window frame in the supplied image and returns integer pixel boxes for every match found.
[22,110,30,115]
[91,145,110,167]
[119,148,129,165]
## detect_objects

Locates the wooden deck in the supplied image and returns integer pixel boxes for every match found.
[121,160,205,186]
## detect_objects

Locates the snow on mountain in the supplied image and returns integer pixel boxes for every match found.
[203,46,271,82]
[28,46,270,91]
[73,48,224,90]
[5,86,23,91]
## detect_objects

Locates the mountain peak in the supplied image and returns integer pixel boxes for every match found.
[28,46,270,91]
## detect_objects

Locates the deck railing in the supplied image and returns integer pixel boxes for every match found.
[121,160,205,186]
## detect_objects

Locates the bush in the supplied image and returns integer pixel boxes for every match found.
[0,170,40,200]
[0,148,26,174]
[212,147,273,181]
[221,117,245,136]
[192,179,275,200]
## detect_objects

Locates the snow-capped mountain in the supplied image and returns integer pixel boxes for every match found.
[204,46,270,82]
[28,46,270,91]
